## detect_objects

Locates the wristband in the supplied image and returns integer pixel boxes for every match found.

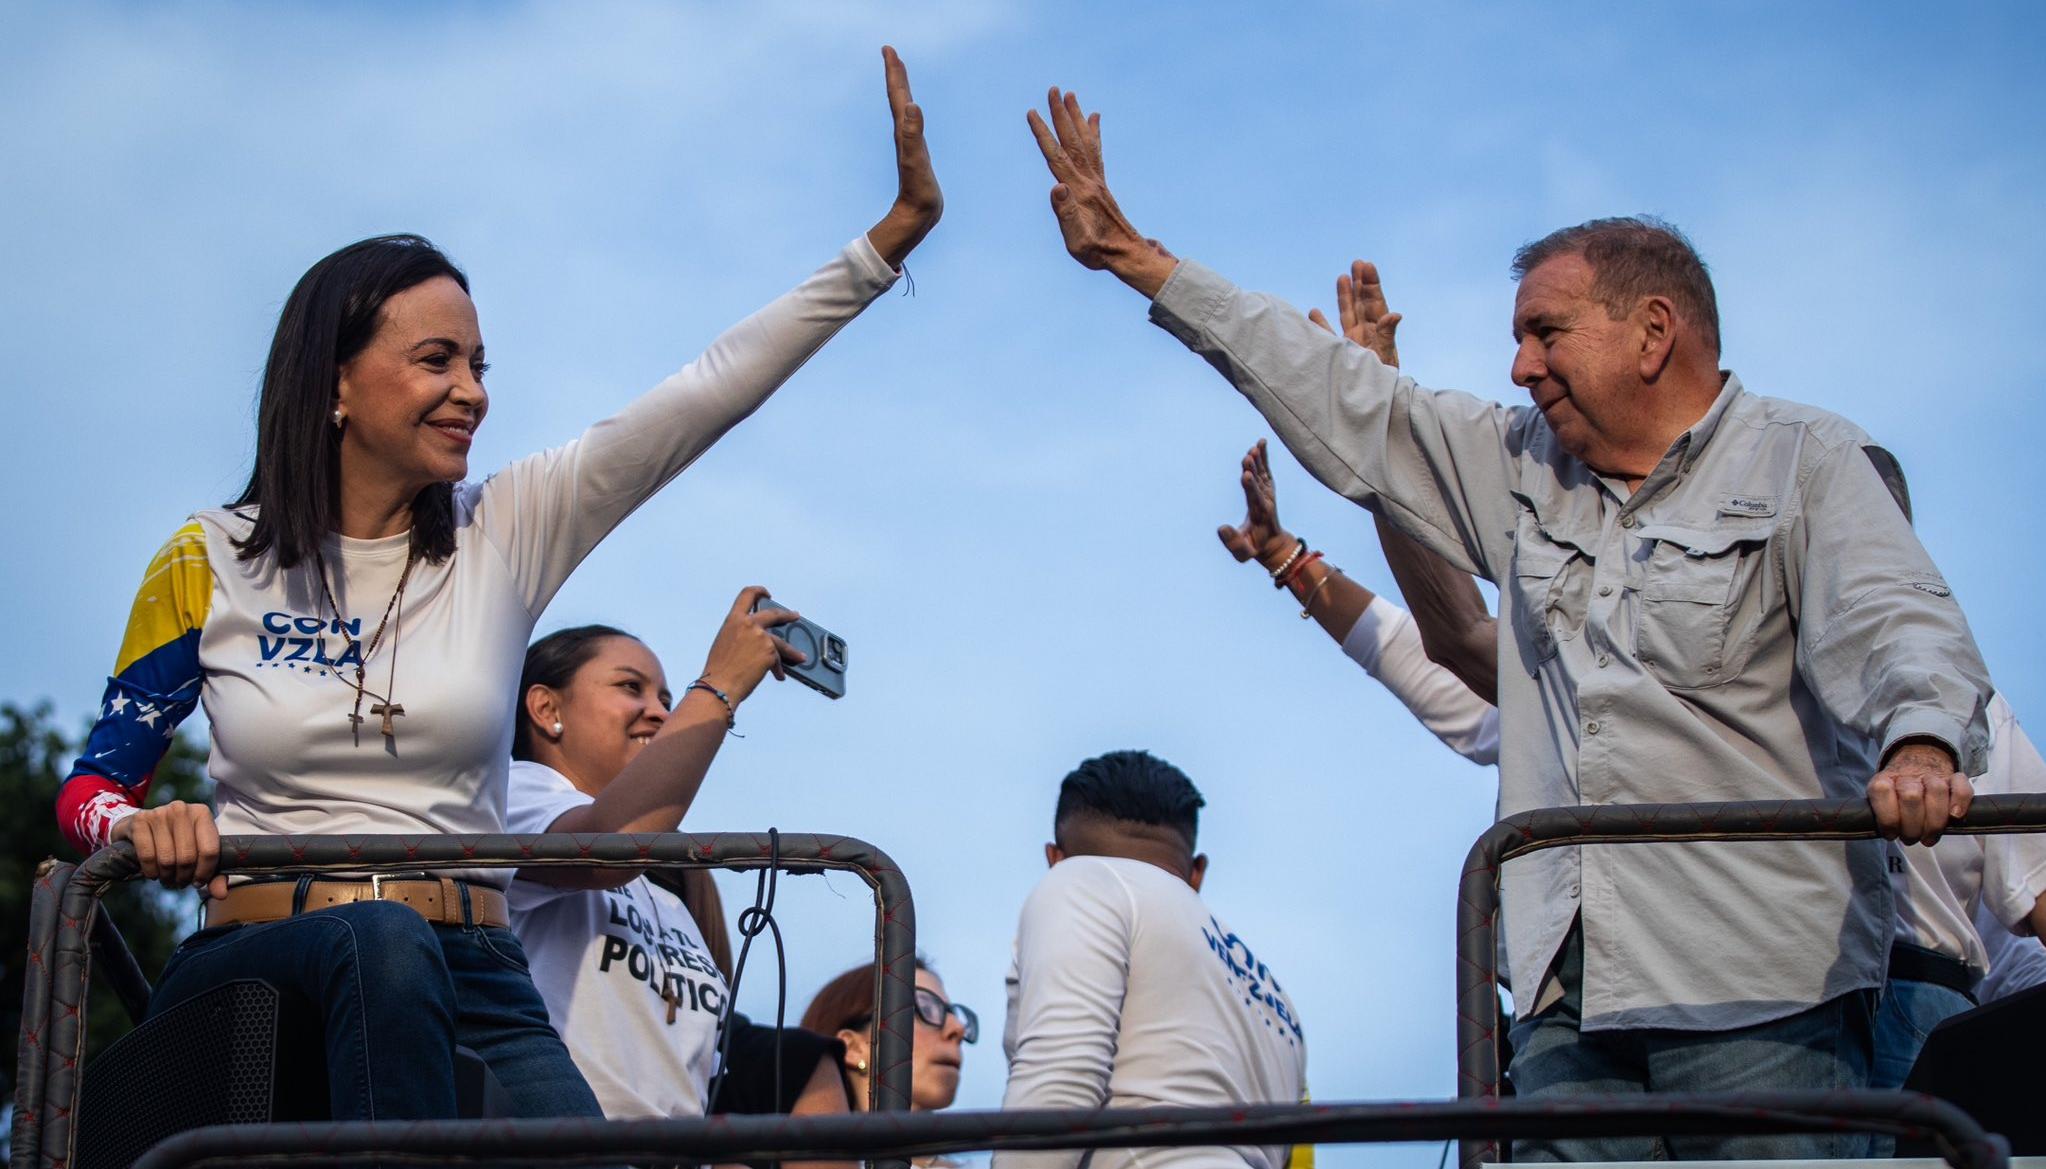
[1280,549,1324,590]
[1299,564,1341,619]
[1269,539,1307,588]
[686,679,741,737]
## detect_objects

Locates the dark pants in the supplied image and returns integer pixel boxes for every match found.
[1507,926,1876,1162]
[152,900,600,1121]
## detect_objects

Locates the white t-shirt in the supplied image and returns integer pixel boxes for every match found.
[1978,894,2046,1001]
[65,239,899,871]
[505,760,732,1118]
[1890,691,2046,983]
[997,855,1306,1169]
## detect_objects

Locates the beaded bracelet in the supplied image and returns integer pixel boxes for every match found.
[1279,549,1325,590]
[686,679,741,737]
[1268,538,1307,589]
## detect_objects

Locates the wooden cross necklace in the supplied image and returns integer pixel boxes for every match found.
[315,545,419,745]
[646,881,683,1024]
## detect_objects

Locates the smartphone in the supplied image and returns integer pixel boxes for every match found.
[752,598,847,700]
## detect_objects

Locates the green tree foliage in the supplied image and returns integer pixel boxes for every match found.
[1,701,210,1122]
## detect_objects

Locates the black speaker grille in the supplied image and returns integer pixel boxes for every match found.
[75,979,280,1169]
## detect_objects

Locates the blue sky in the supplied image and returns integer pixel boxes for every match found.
[5,3,2044,1164]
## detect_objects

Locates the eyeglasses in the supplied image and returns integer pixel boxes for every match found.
[914,986,979,1044]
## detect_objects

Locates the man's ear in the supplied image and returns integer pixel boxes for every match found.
[1044,842,1064,869]
[1188,853,1209,892]
[1636,295,1677,382]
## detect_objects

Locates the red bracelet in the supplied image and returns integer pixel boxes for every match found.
[1280,549,1324,590]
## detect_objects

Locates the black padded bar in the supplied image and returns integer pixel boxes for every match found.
[10,858,74,1169]
[130,1092,2004,1169]
[1453,793,2046,1169]
[88,903,154,1026]
[30,832,915,1169]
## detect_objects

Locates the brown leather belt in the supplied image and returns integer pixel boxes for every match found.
[206,875,509,929]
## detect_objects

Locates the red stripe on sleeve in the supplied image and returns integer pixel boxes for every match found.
[56,772,151,856]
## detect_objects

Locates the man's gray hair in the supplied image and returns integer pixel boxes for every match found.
[1512,216,1722,358]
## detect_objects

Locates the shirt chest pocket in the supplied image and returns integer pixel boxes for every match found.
[1631,521,1773,690]
[1507,528,1586,676]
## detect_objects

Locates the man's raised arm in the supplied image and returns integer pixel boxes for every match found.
[1026,88,1179,298]
[1026,89,1522,584]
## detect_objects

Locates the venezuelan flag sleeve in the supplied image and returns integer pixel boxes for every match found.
[57,522,211,854]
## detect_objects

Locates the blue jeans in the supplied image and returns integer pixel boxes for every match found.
[1508,927,1875,1162]
[1870,976,1972,1090]
[152,899,600,1121]
[1866,976,1973,1157]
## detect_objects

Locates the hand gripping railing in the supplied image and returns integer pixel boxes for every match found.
[1455,793,2046,1169]
[123,1092,2005,1169]
[14,832,915,1169]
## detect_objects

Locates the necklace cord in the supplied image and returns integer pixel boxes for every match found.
[313,546,417,741]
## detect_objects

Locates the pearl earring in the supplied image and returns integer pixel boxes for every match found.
[551,721,564,736]
[331,407,344,428]
[856,1058,868,1073]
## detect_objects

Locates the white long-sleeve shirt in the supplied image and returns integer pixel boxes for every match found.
[63,238,898,868]
[1339,595,1499,767]
[997,856,1306,1169]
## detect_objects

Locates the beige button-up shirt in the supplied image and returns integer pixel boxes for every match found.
[1151,260,1993,1031]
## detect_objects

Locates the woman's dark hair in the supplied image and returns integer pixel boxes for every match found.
[800,954,934,1039]
[230,234,470,567]
[512,624,636,762]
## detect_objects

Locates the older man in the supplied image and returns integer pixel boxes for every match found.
[1027,91,1993,1160]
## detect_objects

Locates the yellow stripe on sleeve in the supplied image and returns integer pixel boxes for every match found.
[114,521,213,676]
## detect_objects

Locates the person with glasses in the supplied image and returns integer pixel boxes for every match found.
[801,957,976,1116]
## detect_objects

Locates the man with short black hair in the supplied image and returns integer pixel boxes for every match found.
[995,750,1306,1169]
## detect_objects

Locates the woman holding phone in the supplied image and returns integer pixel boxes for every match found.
[504,615,851,1120]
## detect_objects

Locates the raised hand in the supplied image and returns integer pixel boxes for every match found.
[866,46,944,269]
[1217,439,1297,569]
[698,586,807,707]
[1307,260,1403,368]
[1027,87,1178,297]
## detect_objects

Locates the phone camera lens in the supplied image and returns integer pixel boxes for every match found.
[826,637,846,667]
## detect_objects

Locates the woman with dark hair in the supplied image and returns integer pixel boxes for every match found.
[503,612,848,1120]
[52,47,940,1121]
[801,956,975,1118]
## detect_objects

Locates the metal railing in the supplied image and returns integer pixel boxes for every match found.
[1453,793,2046,1169]
[20,801,2046,1169]
[11,832,915,1169]
[122,1093,2005,1169]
